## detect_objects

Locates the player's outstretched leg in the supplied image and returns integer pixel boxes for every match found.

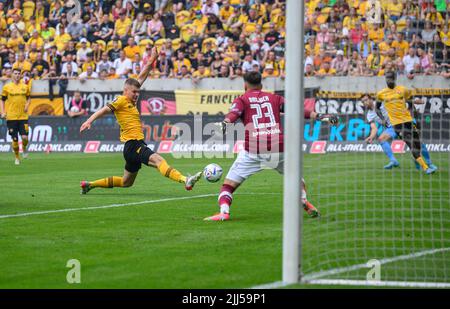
[80,176,125,194]
[302,179,320,218]
[204,181,239,221]
[150,154,202,190]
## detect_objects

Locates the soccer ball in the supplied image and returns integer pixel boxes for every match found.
[70,106,80,113]
[203,163,223,183]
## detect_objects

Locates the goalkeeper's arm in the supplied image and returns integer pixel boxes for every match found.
[218,112,240,134]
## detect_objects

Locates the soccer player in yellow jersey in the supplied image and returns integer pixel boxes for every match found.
[0,68,31,165]
[79,48,202,194]
[376,72,437,174]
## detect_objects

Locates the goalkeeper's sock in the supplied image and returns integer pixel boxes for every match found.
[157,159,186,184]
[12,141,20,160]
[380,141,397,163]
[90,176,124,188]
[416,156,429,171]
[218,184,235,214]
[420,143,432,165]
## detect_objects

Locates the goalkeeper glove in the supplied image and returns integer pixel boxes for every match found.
[214,121,228,135]
[318,113,339,125]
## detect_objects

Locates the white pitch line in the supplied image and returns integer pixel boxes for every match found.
[0,194,216,219]
[0,192,282,220]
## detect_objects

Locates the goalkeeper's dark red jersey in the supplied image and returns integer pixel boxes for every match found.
[226,89,284,154]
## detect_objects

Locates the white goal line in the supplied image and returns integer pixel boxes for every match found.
[302,247,450,281]
[251,247,450,289]
[305,279,450,288]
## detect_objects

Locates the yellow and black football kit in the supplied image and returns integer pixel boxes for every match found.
[106,95,154,173]
[85,95,188,191]
[2,81,30,160]
[2,81,30,141]
[376,86,429,170]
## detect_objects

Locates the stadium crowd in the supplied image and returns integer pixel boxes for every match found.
[0,0,450,86]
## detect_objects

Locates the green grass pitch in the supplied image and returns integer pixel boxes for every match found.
[0,152,449,288]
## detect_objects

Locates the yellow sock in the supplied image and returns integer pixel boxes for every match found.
[90,176,123,188]
[12,141,19,160]
[157,160,186,183]
[416,156,429,171]
[22,138,28,150]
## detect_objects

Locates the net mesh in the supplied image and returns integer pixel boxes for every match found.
[301,88,450,285]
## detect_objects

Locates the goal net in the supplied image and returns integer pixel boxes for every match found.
[300,86,450,288]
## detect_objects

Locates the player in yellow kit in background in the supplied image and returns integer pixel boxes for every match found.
[0,68,31,165]
[79,47,202,193]
[376,71,437,174]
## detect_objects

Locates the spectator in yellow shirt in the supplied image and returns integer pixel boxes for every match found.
[22,0,35,23]
[368,23,384,44]
[192,11,208,37]
[378,35,394,56]
[387,0,403,23]
[6,0,22,24]
[27,30,44,50]
[219,0,235,24]
[315,62,337,76]
[392,32,409,59]
[6,30,25,53]
[251,0,267,21]
[13,52,33,73]
[262,63,278,78]
[343,7,359,30]
[124,38,141,59]
[366,46,385,75]
[192,64,211,82]
[174,51,192,75]
[114,9,132,45]
[426,6,444,27]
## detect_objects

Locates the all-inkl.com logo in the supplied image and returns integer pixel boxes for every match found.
[66,0,82,24]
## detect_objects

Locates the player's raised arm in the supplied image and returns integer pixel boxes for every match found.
[138,47,159,87]
[80,105,112,133]
[217,98,244,134]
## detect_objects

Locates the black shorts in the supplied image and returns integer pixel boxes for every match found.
[7,120,29,141]
[123,140,155,173]
[393,121,420,141]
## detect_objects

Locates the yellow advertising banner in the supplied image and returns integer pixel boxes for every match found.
[28,97,64,116]
[174,89,274,115]
[175,90,243,115]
